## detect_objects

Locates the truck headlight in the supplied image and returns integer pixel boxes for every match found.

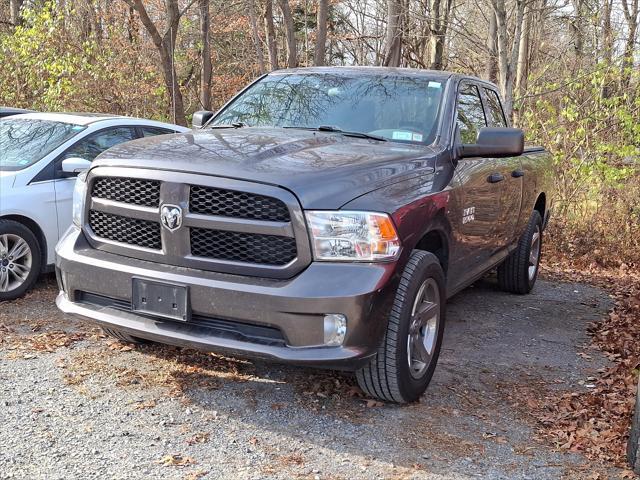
[72,171,88,227]
[305,211,401,261]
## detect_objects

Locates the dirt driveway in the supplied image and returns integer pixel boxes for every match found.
[0,274,624,479]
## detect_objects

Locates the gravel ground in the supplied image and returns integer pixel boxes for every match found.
[0,274,624,479]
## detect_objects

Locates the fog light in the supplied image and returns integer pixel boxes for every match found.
[323,314,347,346]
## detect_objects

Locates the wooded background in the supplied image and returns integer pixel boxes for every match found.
[0,0,639,266]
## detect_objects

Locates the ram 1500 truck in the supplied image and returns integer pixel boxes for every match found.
[55,67,553,403]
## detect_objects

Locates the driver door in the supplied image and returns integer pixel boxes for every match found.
[53,126,137,237]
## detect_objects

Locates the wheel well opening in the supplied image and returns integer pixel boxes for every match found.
[534,193,546,218]
[1,215,48,266]
[414,230,448,275]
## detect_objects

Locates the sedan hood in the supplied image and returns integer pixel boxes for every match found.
[93,127,438,209]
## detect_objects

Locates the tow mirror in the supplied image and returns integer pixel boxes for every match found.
[459,127,524,158]
[192,111,214,129]
[61,157,91,176]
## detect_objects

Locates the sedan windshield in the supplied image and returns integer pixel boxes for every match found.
[0,119,86,171]
[211,72,445,144]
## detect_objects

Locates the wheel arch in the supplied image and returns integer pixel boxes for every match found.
[534,193,546,218]
[412,213,450,276]
[1,214,48,268]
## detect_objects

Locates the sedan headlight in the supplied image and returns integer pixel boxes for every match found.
[72,171,88,227]
[305,211,401,261]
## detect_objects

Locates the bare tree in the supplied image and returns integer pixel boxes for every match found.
[484,9,498,82]
[122,0,192,125]
[621,0,639,87]
[383,0,404,66]
[428,0,453,69]
[314,0,329,66]
[278,0,298,67]
[491,0,525,118]
[199,0,212,110]
[10,0,23,26]
[515,0,532,97]
[247,0,267,74]
[264,0,279,70]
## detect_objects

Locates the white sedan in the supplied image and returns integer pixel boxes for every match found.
[0,113,189,300]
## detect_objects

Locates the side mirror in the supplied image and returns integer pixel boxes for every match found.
[459,127,524,158]
[61,157,91,177]
[192,111,214,129]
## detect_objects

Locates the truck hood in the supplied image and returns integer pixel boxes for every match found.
[93,127,439,209]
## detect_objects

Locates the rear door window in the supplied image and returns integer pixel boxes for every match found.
[62,127,136,162]
[140,126,174,137]
[483,88,507,127]
[456,84,487,143]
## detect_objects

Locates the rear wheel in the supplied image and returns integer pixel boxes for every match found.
[356,250,446,403]
[628,381,640,473]
[0,220,42,301]
[102,327,149,345]
[497,210,542,294]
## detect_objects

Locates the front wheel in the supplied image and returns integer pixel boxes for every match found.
[0,220,42,301]
[356,250,446,403]
[497,210,543,294]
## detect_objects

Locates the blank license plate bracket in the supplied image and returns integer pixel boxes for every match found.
[132,278,189,322]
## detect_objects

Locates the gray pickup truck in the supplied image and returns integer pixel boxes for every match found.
[630,382,640,472]
[55,67,552,403]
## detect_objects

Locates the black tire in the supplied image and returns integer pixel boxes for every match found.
[497,210,543,294]
[102,327,149,345]
[628,381,640,473]
[356,250,446,403]
[0,219,42,302]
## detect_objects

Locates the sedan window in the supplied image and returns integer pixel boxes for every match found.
[0,119,85,171]
[62,127,136,162]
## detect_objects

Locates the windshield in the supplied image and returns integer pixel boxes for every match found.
[211,73,446,144]
[0,119,86,171]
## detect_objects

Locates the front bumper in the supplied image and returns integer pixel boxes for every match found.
[55,227,400,369]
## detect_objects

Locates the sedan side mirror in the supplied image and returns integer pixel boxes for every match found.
[459,127,524,158]
[61,157,92,176]
[192,111,214,129]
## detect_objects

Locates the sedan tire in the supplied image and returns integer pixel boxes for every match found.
[0,219,42,301]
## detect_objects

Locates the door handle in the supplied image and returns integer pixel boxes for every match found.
[487,173,505,183]
[511,169,525,178]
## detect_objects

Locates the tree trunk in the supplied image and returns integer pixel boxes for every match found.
[264,0,279,70]
[515,1,531,97]
[10,0,23,26]
[428,0,452,70]
[278,0,298,68]
[247,0,266,74]
[570,0,586,60]
[492,0,525,119]
[485,9,498,82]
[621,0,639,88]
[199,0,212,110]
[125,0,187,125]
[314,0,329,66]
[383,0,403,67]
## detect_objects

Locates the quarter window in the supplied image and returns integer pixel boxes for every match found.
[141,126,173,137]
[483,88,507,127]
[456,84,487,143]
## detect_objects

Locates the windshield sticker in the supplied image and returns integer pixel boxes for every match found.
[392,131,413,141]
[412,133,423,142]
[428,81,442,89]
[71,125,84,131]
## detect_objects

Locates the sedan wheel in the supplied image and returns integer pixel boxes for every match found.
[0,220,42,301]
[0,234,33,293]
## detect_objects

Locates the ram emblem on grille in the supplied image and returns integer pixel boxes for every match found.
[160,205,182,231]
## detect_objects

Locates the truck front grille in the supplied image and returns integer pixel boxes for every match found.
[189,185,290,222]
[89,210,161,250]
[92,177,160,207]
[190,228,297,265]
[84,171,310,279]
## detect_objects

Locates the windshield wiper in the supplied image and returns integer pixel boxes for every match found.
[207,122,248,129]
[283,125,387,142]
